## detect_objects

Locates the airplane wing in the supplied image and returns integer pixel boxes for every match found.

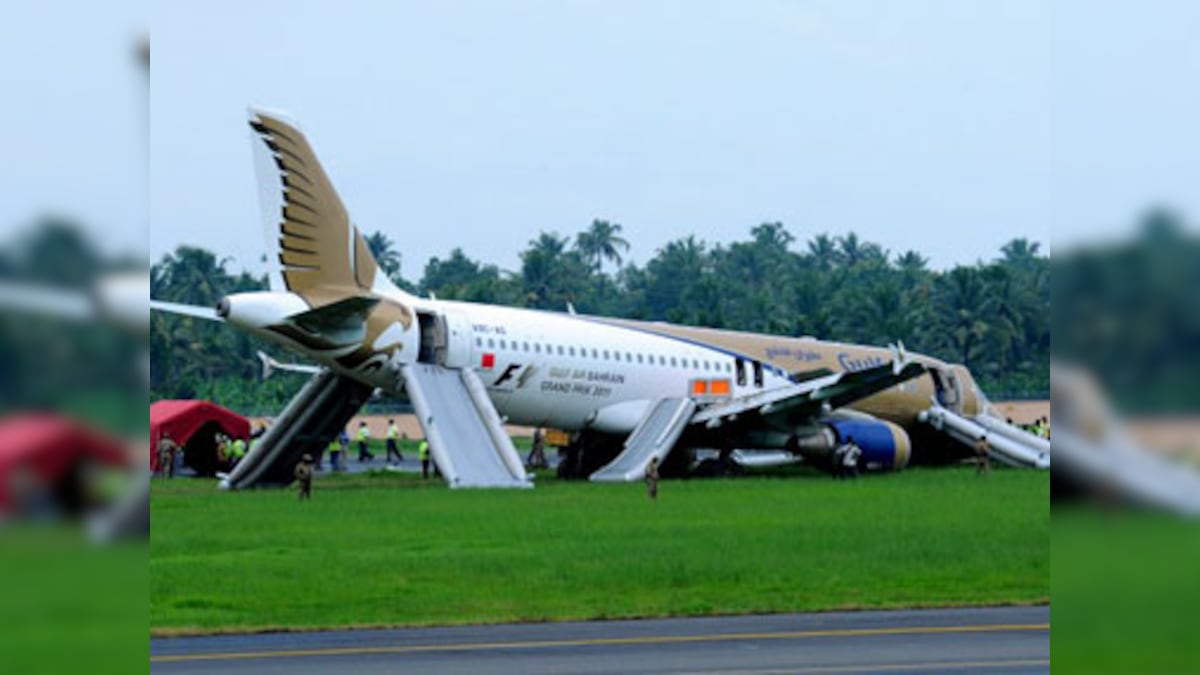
[0,282,94,320]
[151,300,223,321]
[693,353,927,431]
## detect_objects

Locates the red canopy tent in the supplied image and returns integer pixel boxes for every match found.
[149,400,249,474]
[0,414,129,513]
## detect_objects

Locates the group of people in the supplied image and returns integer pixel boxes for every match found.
[154,426,265,478]
[296,420,435,500]
[216,433,252,468]
[1028,416,1051,439]
[320,419,434,478]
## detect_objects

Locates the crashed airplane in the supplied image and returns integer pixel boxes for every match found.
[152,108,1049,489]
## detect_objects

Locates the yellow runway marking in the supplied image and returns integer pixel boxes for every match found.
[693,659,1051,673]
[150,622,1049,664]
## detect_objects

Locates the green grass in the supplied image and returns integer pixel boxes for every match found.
[150,467,1048,635]
[1051,509,1200,674]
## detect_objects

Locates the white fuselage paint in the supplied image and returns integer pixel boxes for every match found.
[433,300,789,433]
[262,294,791,435]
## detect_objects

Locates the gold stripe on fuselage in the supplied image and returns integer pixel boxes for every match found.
[590,318,976,425]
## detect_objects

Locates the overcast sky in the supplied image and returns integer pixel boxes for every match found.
[0,0,146,257]
[19,0,1189,277]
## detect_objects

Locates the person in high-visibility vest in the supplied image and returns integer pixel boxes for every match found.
[386,419,404,463]
[229,437,247,467]
[329,432,346,472]
[357,421,374,462]
[418,439,430,479]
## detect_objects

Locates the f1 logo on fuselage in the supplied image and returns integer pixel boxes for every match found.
[492,364,522,387]
[489,363,535,392]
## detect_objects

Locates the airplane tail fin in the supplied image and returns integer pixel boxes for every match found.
[247,107,405,307]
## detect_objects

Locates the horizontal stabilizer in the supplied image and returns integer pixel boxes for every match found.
[289,295,379,333]
[257,350,322,379]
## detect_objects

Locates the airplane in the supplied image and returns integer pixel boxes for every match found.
[151,107,1049,489]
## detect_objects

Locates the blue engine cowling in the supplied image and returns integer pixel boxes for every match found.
[825,419,912,471]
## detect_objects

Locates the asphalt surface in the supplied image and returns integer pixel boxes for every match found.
[150,605,1049,674]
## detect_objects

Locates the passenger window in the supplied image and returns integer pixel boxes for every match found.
[475,337,482,347]
[603,350,610,360]
[692,359,699,369]
[670,357,677,367]
[659,356,665,365]
[569,347,575,357]
[637,354,644,363]
[534,344,541,353]
[499,339,506,349]
[488,338,495,348]
[592,349,598,358]
[523,341,529,352]
[557,346,564,355]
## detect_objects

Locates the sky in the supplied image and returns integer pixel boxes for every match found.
[0,1,147,258]
[8,1,1189,277]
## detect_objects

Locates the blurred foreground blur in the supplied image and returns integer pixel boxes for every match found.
[1052,211,1200,673]
[0,219,149,675]
[0,14,148,672]
[1052,211,1200,510]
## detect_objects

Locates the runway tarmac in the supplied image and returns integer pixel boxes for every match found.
[150,605,1049,674]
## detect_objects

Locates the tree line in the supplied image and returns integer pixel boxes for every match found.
[151,221,1049,413]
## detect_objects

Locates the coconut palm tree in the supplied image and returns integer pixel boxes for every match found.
[807,233,841,271]
[365,230,402,282]
[575,220,630,273]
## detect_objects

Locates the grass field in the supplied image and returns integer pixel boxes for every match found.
[150,467,1048,635]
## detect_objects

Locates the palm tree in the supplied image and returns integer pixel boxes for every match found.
[999,238,1041,274]
[152,246,232,304]
[933,267,992,370]
[522,232,586,309]
[895,250,929,275]
[837,232,886,268]
[575,220,630,273]
[365,230,402,281]
[807,233,841,271]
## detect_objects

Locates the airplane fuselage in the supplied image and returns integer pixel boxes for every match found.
[229,288,986,440]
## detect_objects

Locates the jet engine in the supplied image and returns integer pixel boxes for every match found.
[825,419,912,471]
[785,418,912,472]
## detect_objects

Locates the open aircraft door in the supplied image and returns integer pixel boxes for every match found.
[441,310,474,369]
[933,368,962,412]
[415,309,473,369]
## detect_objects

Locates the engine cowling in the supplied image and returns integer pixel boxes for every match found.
[825,419,912,471]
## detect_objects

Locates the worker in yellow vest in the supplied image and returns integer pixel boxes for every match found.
[329,432,346,471]
[229,437,247,467]
[418,439,431,479]
[386,419,404,463]
[357,421,374,462]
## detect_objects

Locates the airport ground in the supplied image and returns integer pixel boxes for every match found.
[151,605,1050,674]
[150,464,1048,636]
